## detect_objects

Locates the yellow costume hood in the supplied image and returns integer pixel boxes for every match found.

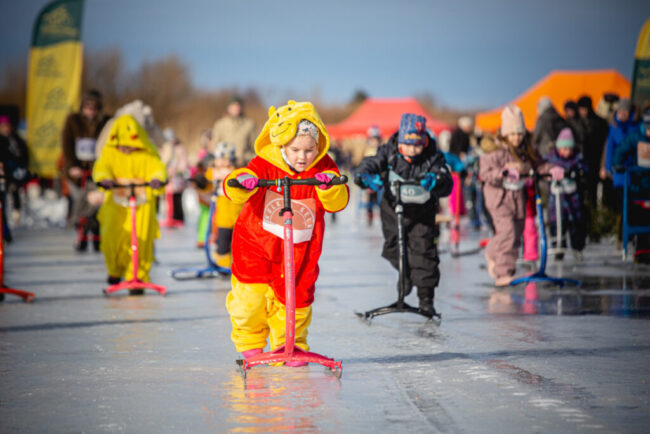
[105,114,158,154]
[254,100,330,173]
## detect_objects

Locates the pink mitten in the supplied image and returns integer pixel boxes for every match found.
[236,174,259,191]
[549,166,564,181]
[506,168,520,181]
[314,172,335,190]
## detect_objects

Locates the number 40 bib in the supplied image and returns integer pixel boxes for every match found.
[262,189,316,243]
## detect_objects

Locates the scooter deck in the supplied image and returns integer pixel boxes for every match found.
[103,279,167,295]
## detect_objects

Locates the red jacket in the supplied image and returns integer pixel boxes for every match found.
[224,154,348,307]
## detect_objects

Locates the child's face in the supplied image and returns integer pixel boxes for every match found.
[557,147,574,159]
[398,143,424,158]
[284,135,318,172]
[213,157,232,169]
[506,132,524,148]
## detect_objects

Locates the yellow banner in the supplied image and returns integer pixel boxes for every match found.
[26,41,82,178]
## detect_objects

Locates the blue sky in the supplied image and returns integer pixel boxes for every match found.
[2,0,649,109]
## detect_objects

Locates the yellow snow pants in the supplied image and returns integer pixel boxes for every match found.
[225,275,312,353]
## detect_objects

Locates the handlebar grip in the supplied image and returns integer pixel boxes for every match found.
[227,175,348,189]
[227,178,242,188]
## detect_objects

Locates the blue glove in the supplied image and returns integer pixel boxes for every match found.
[420,173,437,191]
[360,174,383,192]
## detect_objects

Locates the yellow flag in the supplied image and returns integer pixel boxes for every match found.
[26,0,84,178]
[632,17,650,111]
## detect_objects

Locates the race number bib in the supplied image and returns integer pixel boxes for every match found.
[388,171,430,204]
[637,141,650,168]
[262,189,316,243]
[75,138,97,162]
[550,178,577,195]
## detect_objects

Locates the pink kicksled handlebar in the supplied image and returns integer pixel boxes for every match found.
[100,180,169,297]
[228,175,347,379]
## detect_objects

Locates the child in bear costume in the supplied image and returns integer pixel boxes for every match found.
[223,100,349,365]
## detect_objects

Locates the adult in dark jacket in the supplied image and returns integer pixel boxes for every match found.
[533,97,568,158]
[61,89,110,250]
[613,108,650,263]
[576,96,609,209]
[0,115,29,224]
[355,114,452,315]
[0,133,12,242]
[449,116,473,158]
[602,99,638,188]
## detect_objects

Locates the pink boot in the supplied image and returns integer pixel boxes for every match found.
[241,348,263,359]
[285,360,308,367]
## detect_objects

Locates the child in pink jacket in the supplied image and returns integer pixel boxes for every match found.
[480,105,564,286]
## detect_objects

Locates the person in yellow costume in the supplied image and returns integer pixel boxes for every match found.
[93,114,168,293]
[223,100,349,366]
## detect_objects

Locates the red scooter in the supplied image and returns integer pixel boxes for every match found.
[102,181,167,296]
[227,175,347,379]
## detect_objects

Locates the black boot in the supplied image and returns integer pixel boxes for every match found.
[75,240,88,252]
[129,289,145,296]
[417,287,437,317]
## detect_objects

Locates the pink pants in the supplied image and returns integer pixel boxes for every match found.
[449,173,466,217]
[523,185,538,261]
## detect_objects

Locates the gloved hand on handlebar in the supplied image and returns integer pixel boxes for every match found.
[358,173,383,192]
[314,172,335,190]
[236,173,259,191]
[420,173,437,191]
[149,179,163,189]
[549,166,564,181]
[99,179,115,189]
[505,168,520,181]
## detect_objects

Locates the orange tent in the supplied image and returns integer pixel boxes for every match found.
[327,97,450,140]
[475,69,631,133]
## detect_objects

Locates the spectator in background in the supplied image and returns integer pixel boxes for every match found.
[450,116,473,160]
[0,115,29,225]
[613,107,650,264]
[596,93,620,124]
[61,89,110,250]
[564,100,578,122]
[533,96,567,158]
[0,125,12,242]
[161,128,189,226]
[211,96,257,168]
[357,125,383,226]
[604,99,640,248]
[576,95,609,225]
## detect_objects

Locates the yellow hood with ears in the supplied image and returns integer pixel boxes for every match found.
[105,114,158,155]
[254,100,330,173]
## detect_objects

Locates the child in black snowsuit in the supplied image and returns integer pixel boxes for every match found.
[355,114,453,315]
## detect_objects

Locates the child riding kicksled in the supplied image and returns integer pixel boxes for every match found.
[223,100,349,366]
[355,113,453,318]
